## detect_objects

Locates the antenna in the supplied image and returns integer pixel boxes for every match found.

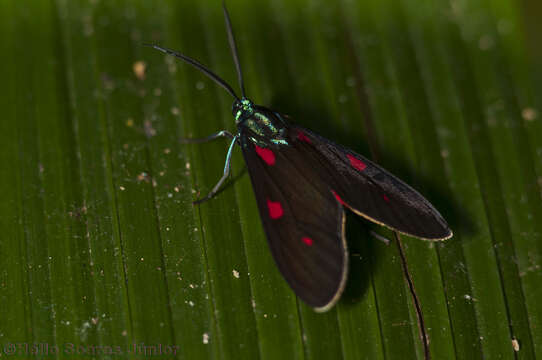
[144,44,240,100]
[222,2,246,98]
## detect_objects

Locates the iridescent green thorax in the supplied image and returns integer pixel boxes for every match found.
[233,98,255,123]
[236,103,290,148]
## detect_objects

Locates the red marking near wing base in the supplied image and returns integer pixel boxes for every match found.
[296,130,311,143]
[331,190,346,206]
[347,154,367,171]
[266,199,284,219]
[302,237,314,246]
[255,145,276,165]
[382,194,390,202]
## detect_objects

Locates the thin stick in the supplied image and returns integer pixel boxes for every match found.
[395,233,431,360]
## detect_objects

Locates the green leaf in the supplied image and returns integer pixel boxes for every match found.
[1,0,541,359]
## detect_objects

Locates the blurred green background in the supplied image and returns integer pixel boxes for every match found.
[1,0,541,359]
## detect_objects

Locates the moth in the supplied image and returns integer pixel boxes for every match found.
[147,4,452,312]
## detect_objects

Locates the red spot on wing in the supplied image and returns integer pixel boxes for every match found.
[347,154,367,171]
[382,194,390,202]
[255,145,275,165]
[296,130,311,143]
[266,199,284,219]
[302,237,314,246]
[331,190,346,206]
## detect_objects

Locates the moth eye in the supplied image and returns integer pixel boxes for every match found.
[255,145,276,165]
[347,154,367,171]
[302,237,314,246]
[266,199,284,219]
[382,194,390,203]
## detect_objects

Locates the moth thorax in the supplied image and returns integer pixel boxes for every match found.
[233,98,255,123]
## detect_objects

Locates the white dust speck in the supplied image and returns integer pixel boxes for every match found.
[522,107,538,121]
[80,321,91,335]
[144,120,156,137]
[133,61,146,80]
[232,269,240,279]
[203,332,209,344]
[512,338,520,351]
[165,55,177,74]
[119,186,125,191]
[171,107,180,115]
[137,172,149,182]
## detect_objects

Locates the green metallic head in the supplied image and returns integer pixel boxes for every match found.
[232,98,254,123]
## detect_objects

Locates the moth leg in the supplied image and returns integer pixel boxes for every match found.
[194,135,238,204]
[180,130,235,144]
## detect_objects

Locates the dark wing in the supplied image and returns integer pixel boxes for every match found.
[290,125,453,240]
[240,134,348,311]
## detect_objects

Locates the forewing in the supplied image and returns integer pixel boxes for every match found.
[290,125,452,240]
[240,135,347,311]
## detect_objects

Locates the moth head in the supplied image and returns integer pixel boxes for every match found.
[233,98,254,123]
